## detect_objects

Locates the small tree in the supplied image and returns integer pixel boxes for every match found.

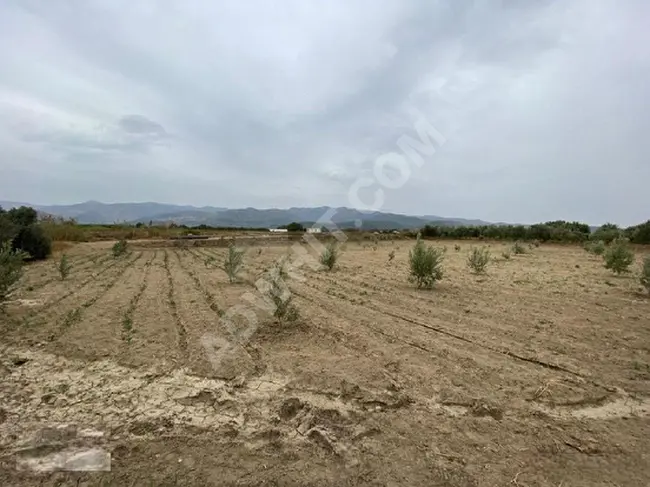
[223,242,244,283]
[0,242,25,307]
[388,250,395,263]
[57,253,71,280]
[320,241,339,271]
[267,261,299,323]
[408,234,444,289]
[603,238,635,275]
[112,239,128,257]
[641,256,650,293]
[467,247,490,274]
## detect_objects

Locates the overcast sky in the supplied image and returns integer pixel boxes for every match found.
[1,1,648,225]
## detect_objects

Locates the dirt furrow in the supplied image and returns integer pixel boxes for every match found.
[117,251,181,371]
[168,249,256,379]
[163,250,188,358]
[47,252,146,359]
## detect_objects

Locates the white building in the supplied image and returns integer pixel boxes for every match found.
[269,228,288,233]
[306,227,322,234]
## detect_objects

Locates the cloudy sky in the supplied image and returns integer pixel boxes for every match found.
[1,0,648,225]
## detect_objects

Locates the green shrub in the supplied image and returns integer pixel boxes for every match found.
[467,247,490,274]
[640,256,650,293]
[511,242,526,255]
[591,240,606,256]
[267,261,299,323]
[603,238,635,275]
[0,242,25,305]
[223,242,244,283]
[320,241,339,271]
[57,253,71,280]
[12,224,52,260]
[112,239,128,257]
[408,234,444,289]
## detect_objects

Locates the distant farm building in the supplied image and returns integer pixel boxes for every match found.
[306,227,322,234]
[269,228,288,233]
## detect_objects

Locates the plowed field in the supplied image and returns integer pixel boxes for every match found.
[1,240,649,486]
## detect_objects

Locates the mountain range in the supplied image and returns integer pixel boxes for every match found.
[0,200,492,230]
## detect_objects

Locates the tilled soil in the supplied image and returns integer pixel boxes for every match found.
[1,240,649,486]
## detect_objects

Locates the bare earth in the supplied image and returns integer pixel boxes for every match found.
[1,240,649,486]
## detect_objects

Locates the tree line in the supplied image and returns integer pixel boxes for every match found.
[419,220,650,244]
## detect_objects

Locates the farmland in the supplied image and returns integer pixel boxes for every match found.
[1,238,649,486]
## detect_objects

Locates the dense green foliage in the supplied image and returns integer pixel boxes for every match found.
[0,206,52,260]
[624,220,650,244]
[420,220,591,242]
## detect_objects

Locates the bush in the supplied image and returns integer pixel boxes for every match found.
[641,256,650,293]
[467,247,490,274]
[590,240,606,256]
[0,242,25,305]
[112,239,128,257]
[223,242,244,283]
[408,234,444,289]
[454,244,461,252]
[12,224,52,260]
[320,241,339,271]
[592,223,621,244]
[603,238,635,275]
[388,250,395,263]
[511,242,526,255]
[502,250,511,260]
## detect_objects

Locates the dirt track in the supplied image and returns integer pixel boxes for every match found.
[1,240,649,486]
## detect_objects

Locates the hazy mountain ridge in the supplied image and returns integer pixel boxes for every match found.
[0,200,492,229]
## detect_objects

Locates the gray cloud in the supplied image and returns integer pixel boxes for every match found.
[0,0,649,225]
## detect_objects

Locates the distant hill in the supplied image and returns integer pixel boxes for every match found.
[0,200,492,230]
